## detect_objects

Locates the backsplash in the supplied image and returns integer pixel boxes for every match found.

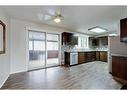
[61,44,75,52]
[95,45,108,51]
[61,44,75,64]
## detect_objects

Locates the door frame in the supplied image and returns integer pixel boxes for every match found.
[26,27,62,71]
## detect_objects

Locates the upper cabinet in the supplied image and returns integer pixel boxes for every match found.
[99,36,108,46]
[89,37,99,47]
[93,38,99,46]
[62,32,72,45]
[62,32,78,45]
[89,36,108,47]
[120,18,127,42]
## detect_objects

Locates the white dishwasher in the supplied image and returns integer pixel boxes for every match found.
[70,52,78,65]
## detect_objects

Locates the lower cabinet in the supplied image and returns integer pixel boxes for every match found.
[99,52,107,62]
[64,51,107,66]
[96,51,100,61]
[78,52,86,64]
[112,56,127,85]
[78,52,96,64]
[78,51,107,64]
[64,52,70,66]
[86,52,96,62]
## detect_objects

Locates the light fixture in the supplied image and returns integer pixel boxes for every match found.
[73,33,89,37]
[88,26,107,33]
[109,33,118,37]
[53,14,63,23]
[54,17,61,23]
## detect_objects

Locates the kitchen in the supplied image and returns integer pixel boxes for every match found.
[61,31,108,67]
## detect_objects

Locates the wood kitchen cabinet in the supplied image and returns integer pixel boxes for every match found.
[86,52,96,62]
[64,51,107,67]
[78,52,86,64]
[99,51,107,62]
[62,32,78,45]
[64,52,70,66]
[89,37,99,47]
[120,18,127,42]
[99,36,108,46]
[93,38,99,46]
[89,36,108,48]
[96,51,100,61]
[78,51,107,64]
[112,56,127,85]
[62,32,73,45]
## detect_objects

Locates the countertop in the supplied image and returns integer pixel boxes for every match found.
[65,50,107,53]
[111,53,127,57]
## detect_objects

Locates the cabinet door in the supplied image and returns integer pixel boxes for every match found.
[96,52,100,61]
[86,52,96,62]
[64,52,70,66]
[71,36,78,45]
[112,56,127,80]
[100,52,103,61]
[92,38,98,46]
[62,32,73,45]
[78,52,85,64]
[99,36,108,46]
[120,18,127,42]
[100,52,107,62]
[101,37,108,45]
[103,52,107,62]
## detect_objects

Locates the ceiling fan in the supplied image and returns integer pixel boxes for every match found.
[38,8,64,23]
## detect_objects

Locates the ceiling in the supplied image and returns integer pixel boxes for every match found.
[1,6,127,35]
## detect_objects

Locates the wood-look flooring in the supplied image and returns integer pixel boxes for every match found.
[1,61,122,89]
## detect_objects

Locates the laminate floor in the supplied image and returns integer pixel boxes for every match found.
[1,61,122,89]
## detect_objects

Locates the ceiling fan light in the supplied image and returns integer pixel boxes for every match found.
[54,17,61,23]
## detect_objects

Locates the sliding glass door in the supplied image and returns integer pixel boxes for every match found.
[28,31,60,70]
[47,33,59,67]
[29,31,46,70]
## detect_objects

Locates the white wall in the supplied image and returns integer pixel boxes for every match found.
[0,10,10,88]
[109,36,127,55]
[10,18,70,74]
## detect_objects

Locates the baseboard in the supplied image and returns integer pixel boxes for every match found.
[0,74,9,88]
[10,70,27,74]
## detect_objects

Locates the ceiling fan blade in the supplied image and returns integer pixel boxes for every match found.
[37,13,52,22]
[38,6,64,23]
[44,14,52,21]
[37,13,44,21]
[47,9,56,16]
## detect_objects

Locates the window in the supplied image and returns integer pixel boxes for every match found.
[77,36,89,49]
[34,40,45,51]
[47,33,59,50]
[29,31,45,40]
[47,42,58,50]
[47,33,58,41]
